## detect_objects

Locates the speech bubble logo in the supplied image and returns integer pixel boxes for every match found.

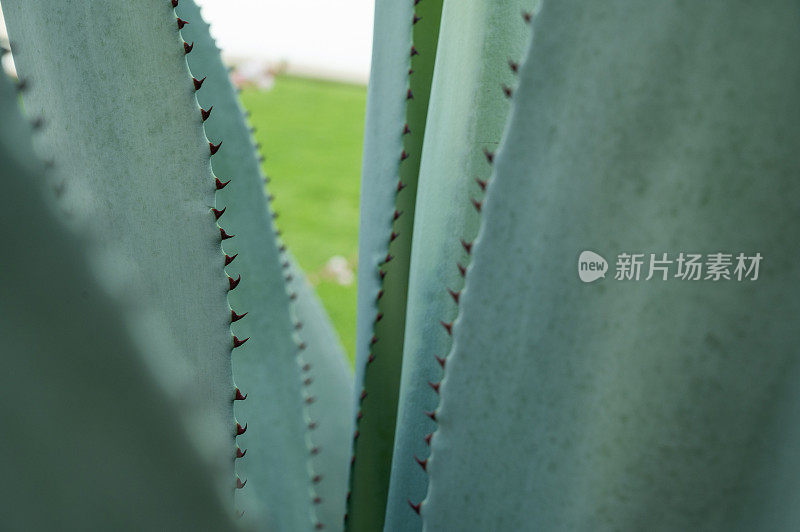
[578,251,608,283]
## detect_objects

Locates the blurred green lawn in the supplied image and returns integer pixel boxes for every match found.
[241,76,365,363]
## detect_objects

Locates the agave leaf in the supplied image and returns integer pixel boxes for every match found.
[3,0,235,486]
[424,1,800,530]
[286,256,354,531]
[174,2,320,528]
[0,70,237,532]
[348,1,443,529]
[384,1,535,529]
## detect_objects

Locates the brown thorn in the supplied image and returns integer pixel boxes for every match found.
[475,177,488,191]
[193,76,206,90]
[379,270,387,280]
[393,210,403,221]
[509,59,519,73]
[375,313,383,322]
[377,290,384,300]
[312,475,323,484]
[201,106,213,121]
[302,363,312,372]
[310,446,321,455]
[471,198,483,212]
[424,433,433,446]
[407,89,414,100]
[413,15,422,24]
[224,253,238,266]
[360,390,368,401]
[234,388,248,400]
[220,228,234,240]
[212,207,226,220]
[408,500,422,515]
[410,46,419,57]
[177,18,188,29]
[171,0,179,6]
[236,477,247,489]
[461,239,473,254]
[231,310,248,323]
[428,381,440,394]
[502,85,513,98]
[397,181,406,192]
[235,447,247,459]
[215,177,231,189]
[183,41,194,54]
[400,150,409,161]
[228,274,242,290]
[457,263,467,277]
[448,289,461,304]
[403,123,411,135]
[209,140,222,155]
[435,355,446,369]
[523,11,533,23]
[483,148,495,164]
[425,411,437,422]
[232,335,249,348]
[303,377,313,386]
[368,353,375,364]
[440,321,453,336]
[414,455,428,471]
[236,422,247,435]
[308,422,318,430]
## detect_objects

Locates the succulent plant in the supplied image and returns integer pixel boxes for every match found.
[3,0,800,530]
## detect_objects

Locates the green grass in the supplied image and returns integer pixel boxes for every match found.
[241,76,365,362]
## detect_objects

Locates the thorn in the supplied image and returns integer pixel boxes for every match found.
[370,335,378,346]
[356,411,363,421]
[393,210,402,221]
[236,477,247,489]
[523,10,533,23]
[424,433,433,446]
[502,85,513,98]
[408,500,422,515]
[475,177,488,191]
[428,381,440,394]
[403,123,411,135]
[215,177,230,189]
[312,475,323,484]
[209,140,222,155]
[400,150,409,161]
[303,377,313,386]
[272,211,279,219]
[315,523,324,530]
[383,253,393,264]
[425,411,437,422]
[235,447,247,459]
[435,355,446,368]
[461,239,473,254]
[414,455,428,471]
[282,261,290,269]
[177,17,188,29]
[233,335,249,348]
[295,322,303,330]
[375,313,383,322]
[220,228,235,240]
[193,76,206,90]
[201,106,213,121]
[471,198,483,212]
[289,292,298,301]
[377,290,384,300]
[224,253,238,266]
[171,0,178,7]
[509,59,519,73]
[410,46,419,57]
[310,446,321,455]
[237,510,245,519]
[313,497,322,505]
[267,194,275,202]
[441,321,453,336]
[413,15,422,24]
[448,289,461,304]
[183,41,194,54]
[408,68,415,75]
[298,341,306,350]
[228,275,242,290]
[16,79,28,92]
[483,148,495,164]
[407,89,414,99]
[308,422,318,430]
[279,245,287,252]
[285,274,293,281]
[302,363,312,372]
[368,353,375,364]
[360,390,368,401]
[231,310,248,322]
[397,181,406,192]
[379,270,387,280]
[236,422,247,435]
[212,207,226,219]
[457,263,467,277]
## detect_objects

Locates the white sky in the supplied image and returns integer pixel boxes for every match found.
[195,0,374,82]
[0,1,375,83]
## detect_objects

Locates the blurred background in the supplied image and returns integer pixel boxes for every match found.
[0,0,372,361]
